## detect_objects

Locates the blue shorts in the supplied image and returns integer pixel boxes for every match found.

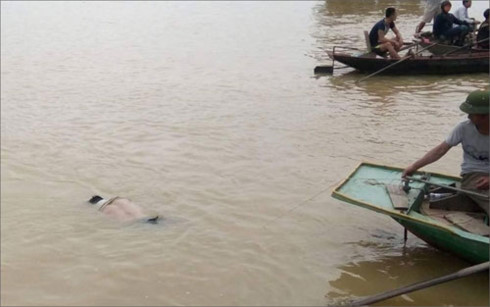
[372,45,387,56]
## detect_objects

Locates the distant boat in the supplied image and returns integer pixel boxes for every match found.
[326,48,489,75]
[331,162,489,264]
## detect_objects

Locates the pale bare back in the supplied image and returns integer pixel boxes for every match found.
[88,195,159,224]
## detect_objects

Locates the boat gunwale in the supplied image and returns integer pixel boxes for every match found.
[416,39,490,55]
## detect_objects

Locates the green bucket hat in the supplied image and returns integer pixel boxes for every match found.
[459,90,490,114]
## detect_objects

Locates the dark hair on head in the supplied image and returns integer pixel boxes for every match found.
[485,8,489,19]
[441,0,452,10]
[462,0,469,4]
[89,195,103,204]
[385,7,396,18]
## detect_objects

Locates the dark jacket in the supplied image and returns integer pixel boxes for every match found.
[433,12,468,38]
[476,21,489,49]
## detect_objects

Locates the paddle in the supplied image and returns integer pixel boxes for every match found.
[356,41,438,84]
[406,176,489,200]
[351,261,490,306]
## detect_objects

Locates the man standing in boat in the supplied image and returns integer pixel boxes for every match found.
[402,90,489,215]
[368,7,404,59]
[415,0,444,36]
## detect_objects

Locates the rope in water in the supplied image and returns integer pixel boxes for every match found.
[264,181,339,227]
[264,177,428,227]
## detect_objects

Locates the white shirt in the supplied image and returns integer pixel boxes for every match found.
[445,120,489,175]
[453,6,473,23]
[427,0,443,10]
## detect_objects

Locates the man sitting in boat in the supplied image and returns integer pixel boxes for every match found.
[88,195,160,224]
[453,0,480,32]
[433,0,471,46]
[402,90,489,216]
[368,7,404,59]
[476,9,489,49]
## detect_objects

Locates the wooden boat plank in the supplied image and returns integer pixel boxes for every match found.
[419,201,488,236]
[445,212,490,236]
[385,184,409,210]
[420,201,450,225]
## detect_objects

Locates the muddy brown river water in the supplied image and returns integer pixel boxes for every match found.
[2,1,489,306]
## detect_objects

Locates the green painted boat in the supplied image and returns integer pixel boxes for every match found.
[331,162,489,264]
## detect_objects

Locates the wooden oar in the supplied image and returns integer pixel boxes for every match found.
[351,261,490,306]
[406,176,489,200]
[356,42,438,84]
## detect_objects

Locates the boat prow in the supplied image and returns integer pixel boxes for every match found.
[331,162,489,264]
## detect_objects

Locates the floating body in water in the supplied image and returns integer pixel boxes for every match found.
[88,195,160,224]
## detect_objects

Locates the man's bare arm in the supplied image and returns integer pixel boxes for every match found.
[402,141,452,177]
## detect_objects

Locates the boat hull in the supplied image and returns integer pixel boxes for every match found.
[327,51,489,75]
[395,217,489,264]
[332,162,489,264]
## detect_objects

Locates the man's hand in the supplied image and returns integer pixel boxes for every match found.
[475,176,489,190]
[402,165,417,178]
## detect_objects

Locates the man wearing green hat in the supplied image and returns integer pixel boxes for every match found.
[402,90,489,215]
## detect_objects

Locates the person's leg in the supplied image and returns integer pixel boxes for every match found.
[379,42,400,59]
[394,36,403,51]
[443,27,465,44]
[458,25,470,45]
[415,21,426,34]
[416,5,440,34]
[371,45,388,57]
[461,173,490,216]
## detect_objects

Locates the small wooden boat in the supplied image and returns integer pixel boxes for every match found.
[327,47,489,75]
[331,162,489,264]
